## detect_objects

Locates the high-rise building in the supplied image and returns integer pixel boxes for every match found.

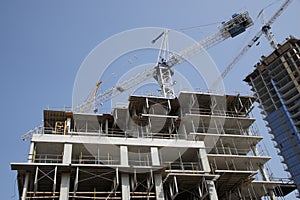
[244,36,300,193]
[12,91,291,200]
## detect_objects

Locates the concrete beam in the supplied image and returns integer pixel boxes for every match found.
[32,134,206,149]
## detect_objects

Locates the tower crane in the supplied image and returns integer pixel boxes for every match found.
[212,0,293,89]
[75,81,102,113]
[74,11,254,113]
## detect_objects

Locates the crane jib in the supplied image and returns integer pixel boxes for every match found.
[74,12,254,113]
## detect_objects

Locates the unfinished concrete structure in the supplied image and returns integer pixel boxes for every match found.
[12,91,289,199]
[245,36,300,194]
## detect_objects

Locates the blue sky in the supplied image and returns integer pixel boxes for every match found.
[1,0,300,199]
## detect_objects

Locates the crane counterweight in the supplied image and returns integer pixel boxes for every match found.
[219,11,254,38]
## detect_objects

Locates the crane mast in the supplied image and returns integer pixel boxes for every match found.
[74,11,254,113]
[153,30,176,98]
[261,0,292,50]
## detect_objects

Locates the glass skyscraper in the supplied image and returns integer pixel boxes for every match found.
[244,36,300,193]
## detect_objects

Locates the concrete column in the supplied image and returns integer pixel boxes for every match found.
[154,173,165,200]
[62,143,72,164]
[151,147,165,199]
[66,118,71,133]
[22,142,35,199]
[21,173,30,200]
[151,147,160,166]
[59,143,72,200]
[121,174,130,200]
[120,146,128,166]
[199,148,210,172]
[28,142,35,163]
[120,146,130,199]
[59,173,70,200]
[206,180,218,200]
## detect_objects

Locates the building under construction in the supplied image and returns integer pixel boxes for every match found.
[245,36,300,194]
[11,91,295,200]
[10,5,299,199]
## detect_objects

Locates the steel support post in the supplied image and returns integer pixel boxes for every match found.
[21,173,30,200]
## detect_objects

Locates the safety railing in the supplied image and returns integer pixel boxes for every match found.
[209,157,256,171]
[72,155,120,165]
[128,159,152,166]
[33,154,63,163]
[40,125,183,140]
[163,161,203,171]
[208,146,268,157]
[30,118,258,142]
[208,147,251,156]
[190,107,248,118]
[193,127,251,136]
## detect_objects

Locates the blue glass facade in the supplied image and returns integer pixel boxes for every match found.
[267,107,300,190]
[245,37,300,193]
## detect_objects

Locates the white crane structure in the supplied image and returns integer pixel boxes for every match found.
[74,11,254,113]
[213,0,293,88]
